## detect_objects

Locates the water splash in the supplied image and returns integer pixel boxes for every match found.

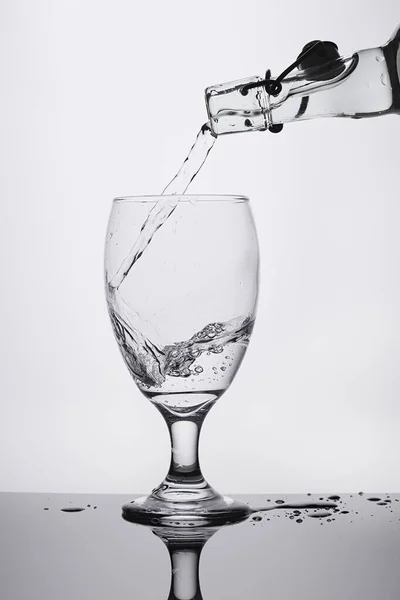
[108,299,253,389]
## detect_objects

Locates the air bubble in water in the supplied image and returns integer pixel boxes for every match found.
[194,366,203,374]
[210,345,223,354]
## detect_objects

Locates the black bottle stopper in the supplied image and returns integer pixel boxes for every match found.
[297,40,345,80]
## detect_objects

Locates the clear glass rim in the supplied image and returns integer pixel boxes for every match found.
[113,194,249,204]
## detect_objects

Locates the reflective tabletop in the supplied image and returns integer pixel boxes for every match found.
[1,492,399,599]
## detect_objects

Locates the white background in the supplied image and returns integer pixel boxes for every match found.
[1,0,399,494]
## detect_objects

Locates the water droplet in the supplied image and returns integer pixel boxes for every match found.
[380,73,389,86]
[308,511,332,519]
[296,518,303,524]
[43,508,49,511]
[252,516,262,522]
[367,497,381,502]
[194,366,203,374]
[377,502,387,506]
[328,495,340,501]
[61,507,85,513]
[93,506,97,509]
[275,499,285,504]
[358,492,364,496]
[220,366,226,371]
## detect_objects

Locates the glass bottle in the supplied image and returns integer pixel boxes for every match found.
[205,24,400,136]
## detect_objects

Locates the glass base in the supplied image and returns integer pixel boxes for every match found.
[122,492,251,527]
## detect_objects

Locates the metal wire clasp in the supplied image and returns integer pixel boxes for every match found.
[240,41,325,133]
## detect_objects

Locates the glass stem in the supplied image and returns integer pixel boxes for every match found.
[166,417,204,487]
[152,403,219,502]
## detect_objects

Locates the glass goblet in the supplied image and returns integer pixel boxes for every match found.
[104,195,259,526]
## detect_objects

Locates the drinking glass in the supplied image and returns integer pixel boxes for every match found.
[104,195,259,526]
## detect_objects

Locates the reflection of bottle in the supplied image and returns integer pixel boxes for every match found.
[205,24,400,136]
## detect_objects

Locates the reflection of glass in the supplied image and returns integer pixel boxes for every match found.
[152,526,217,600]
[126,517,250,600]
[105,196,259,525]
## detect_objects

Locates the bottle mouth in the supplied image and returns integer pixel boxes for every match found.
[113,195,249,204]
[205,75,270,136]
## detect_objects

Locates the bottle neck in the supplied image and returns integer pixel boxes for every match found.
[205,29,400,135]
[269,46,397,125]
